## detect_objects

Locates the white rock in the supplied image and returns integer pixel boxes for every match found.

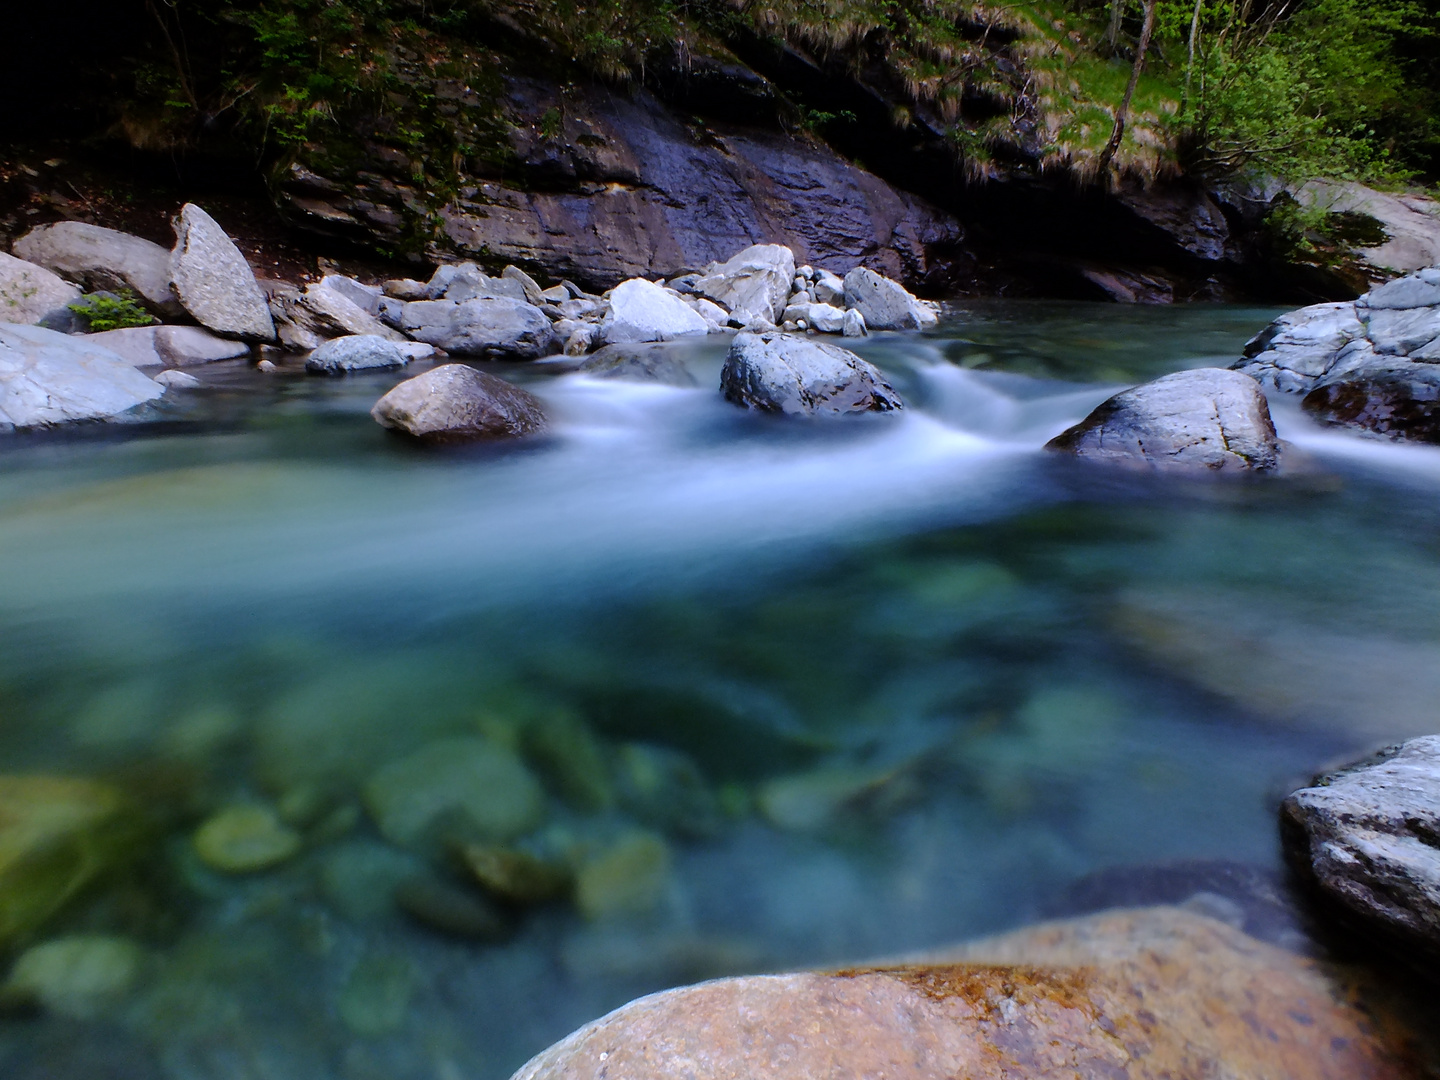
[0,253,81,325]
[694,244,796,324]
[319,275,383,316]
[600,279,708,344]
[0,323,165,428]
[813,270,845,307]
[842,268,935,331]
[86,325,251,367]
[395,341,438,363]
[169,204,275,341]
[14,222,182,317]
[153,369,202,389]
[401,297,558,359]
[686,297,730,332]
[306,335,409,374]
[843,309,868,338]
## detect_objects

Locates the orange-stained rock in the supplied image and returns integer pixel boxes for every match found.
[510,907,1427,1080]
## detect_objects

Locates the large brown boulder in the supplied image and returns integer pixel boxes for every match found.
[511,907,1424,1080]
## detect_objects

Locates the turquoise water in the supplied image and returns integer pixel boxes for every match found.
[3,302,1438,1079]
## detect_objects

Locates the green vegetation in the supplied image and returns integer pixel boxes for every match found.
[68,293,154,333]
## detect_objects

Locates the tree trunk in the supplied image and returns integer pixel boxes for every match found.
[1182,0,1203,115]
[1099,0,1158,171]
[1106,0,1125,53]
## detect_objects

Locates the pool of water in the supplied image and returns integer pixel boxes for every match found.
[4,301,1439,1080]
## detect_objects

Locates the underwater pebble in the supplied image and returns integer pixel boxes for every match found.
[460,844,571,905]
[338,952,416,1038]
[193,804,302,873]
[394,875,509,940]
[575,831,672,922]
[4,934,143,1019]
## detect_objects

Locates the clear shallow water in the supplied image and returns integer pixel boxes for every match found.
[3,302,1440,1079]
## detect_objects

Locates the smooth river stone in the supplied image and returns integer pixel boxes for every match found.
[510,907,1424,1080]
[169,203,276,341]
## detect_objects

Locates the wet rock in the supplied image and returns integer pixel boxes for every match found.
[305,334,409,374]
[319,274,383,315]
[695,245,796,325]
[371,363,547,442]
[363,736,545,849]
[168,204,276,342]
[1233,301,1365,394]
[0,323,165,429]
[842,267,937,331]
[511,907,1420,1080]
[13,222,182,317]
[192,804,302,873]
[337,952,416,1037]
[1303,361,1440,441]
[393,875,509,939]
[460,845,571,905]
[86,325,251,367]
[4,935,144,1019]
[152,369,201,389]
[720,332,904,416]
[599,279,708,345]
[0,776,138,944]
[318,840,422,922]
[0,252,82,325]
[614,743,721,839]
[400,297,557,359]
[574,831,672,922]
[1046,368,1279,471]
[1282,736,1440,961]
[756,765,900,832]
[522,710,615,811]
[578,342,698,387]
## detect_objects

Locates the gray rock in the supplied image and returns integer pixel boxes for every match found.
[377,296,406,330]
[843,308,868,338]
[1361,273,1440,310]
[152,369,202,389]
[1046,368,1279,471]
[781,302,845,334]
[1232,301,1364,394]
[842,267,936,331]
[306,335,409,374]
[1281,736,1440,961]
[169,204,276,341]
[444,265,527,303]
[720,332,903,416]
[0,323,165,428]
[0,253,82,326]
[579,343,698,387]
[1302,360,1440,441]
[13,222,182,317]
[540,285,570,303]
[87,325,251,367]
[383,278,431,301]
[686,297,729,332]
[1361,305,1440,356]
[400,297,557,359]
[502,265,547,306]
[694,245,796,324]
[394,341,438,363]
[371,363,547,441]
[600,279,709,344]
[319,274,383,315]
[813,270,845,307]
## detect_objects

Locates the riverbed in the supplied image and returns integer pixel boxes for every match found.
[3,301,1437,1080]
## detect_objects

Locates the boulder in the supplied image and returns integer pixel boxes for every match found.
[781,302,846,333]
[1282,736,1440,962]
[400,297,558,359]
[85,325,250,367]
[510,907,1419,1080]
[842,267,937,331]
[502,265,547,306]
[813,270,845,307]
[1361,305,1440,356]
[843,308,868,338]
[442,265,528,303]
[0,323,166,429]
[1303,361,1440,441]
[13,222,182,317]
[319,274,383,315]
[579,343,698,387]
[600,279,709,344]
[720,332,903,416]
[371,363,547,441]
[169,204,276,341]
[1046,368,1279,471]
[0,253,82,326]
[1362,267,1440,309]
[383,278,431,301]
[694,245,796,324]
[306,335,409,374]
[1233,301,1365,394]
[280,282,408,348]
[151,370,202,389]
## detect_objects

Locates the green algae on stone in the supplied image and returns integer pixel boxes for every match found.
[364,736,544,850]
[3,934,144,1019]
[193,805,302,873]
[0,775,142,945]
[574,831,672,922]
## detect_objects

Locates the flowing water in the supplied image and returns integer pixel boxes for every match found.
[3,301,1439,1079]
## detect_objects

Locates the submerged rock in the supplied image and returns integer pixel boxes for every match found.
[600,279,709,345]
[14,221,182,318]
[510,907,1420,1080]
[461,844,572,905]
[400,296,557,359]
[0,252,82,325]
[305,334,409,374]
[1282,735,1440,962]
[720,332,903,415]
[371,363,547,441]
[694,245,796,325]
[192,804,302,873]
[1046,368,1279,471]
[3,935,144,1019]
[578,342,698,387]
[842,267,937,331]
[363,736,545,849]
[337,952,417,1037]
[574,831,672,922]
[169,204,276,342]
[0,323,165,429]
[86,325,250,367]
[394,875,510,939]
[0,776,138,944]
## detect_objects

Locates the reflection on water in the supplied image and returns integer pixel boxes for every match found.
[3,303,1438,1080]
